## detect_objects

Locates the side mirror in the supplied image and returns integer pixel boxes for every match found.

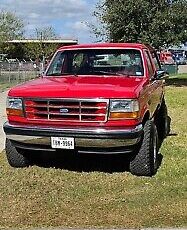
[151,70,169,81]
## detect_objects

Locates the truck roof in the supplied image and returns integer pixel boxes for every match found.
[58,43,150,51]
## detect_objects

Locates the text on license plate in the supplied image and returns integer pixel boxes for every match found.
[51,137,74,149]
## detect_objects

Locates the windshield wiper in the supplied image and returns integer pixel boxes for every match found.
[93,71,130,76]
[48,71,130,77]
[47,72,77,76]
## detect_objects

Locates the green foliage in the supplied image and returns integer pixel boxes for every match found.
[0,11,24,41]
[25,26,59,60]
[0,13,58,59]
[25,42,58,60]
[0,11,24,55]
[94,0,187,48]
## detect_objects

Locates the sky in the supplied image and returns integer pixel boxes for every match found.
[0,0,99,43]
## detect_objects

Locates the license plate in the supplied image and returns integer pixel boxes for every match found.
[51,137,74,149]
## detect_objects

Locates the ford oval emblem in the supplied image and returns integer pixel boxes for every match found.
[60,108,69,113]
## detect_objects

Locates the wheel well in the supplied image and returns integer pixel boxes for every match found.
[142,111,150,126]
[154,103,162,117]
[154,98,165,121]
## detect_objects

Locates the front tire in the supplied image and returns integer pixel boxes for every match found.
[129,120,158,177]
[5,139,31,168]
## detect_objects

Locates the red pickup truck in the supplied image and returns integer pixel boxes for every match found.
[4,43,169,176]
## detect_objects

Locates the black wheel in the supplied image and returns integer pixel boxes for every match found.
[5,139,31,168]
[129,120,158,177]
[155,98,170,140]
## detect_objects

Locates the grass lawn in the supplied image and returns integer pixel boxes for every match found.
[0,74,186,229]
[0,71,38,92]
[0,82,16,92]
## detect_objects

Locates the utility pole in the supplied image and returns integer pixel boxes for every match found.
[40,32,45,73]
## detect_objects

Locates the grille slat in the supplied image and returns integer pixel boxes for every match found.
[24,98,109,123]
[26,112,106,116]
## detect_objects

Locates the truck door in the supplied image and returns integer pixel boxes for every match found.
[144,50,163,117]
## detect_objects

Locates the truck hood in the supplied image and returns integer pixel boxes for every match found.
[8,75,147,98]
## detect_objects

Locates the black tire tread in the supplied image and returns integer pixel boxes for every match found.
[129,120,157,177]
[156,98,170,139]
[5,139,30,168]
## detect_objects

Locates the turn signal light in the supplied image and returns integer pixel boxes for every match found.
[109,111,139,120]
[6,108,24,117]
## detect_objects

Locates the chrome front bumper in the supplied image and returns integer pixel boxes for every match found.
[4,122,143,153]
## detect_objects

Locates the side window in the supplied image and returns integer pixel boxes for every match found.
[151,52,160,70]
[144,50,154,78]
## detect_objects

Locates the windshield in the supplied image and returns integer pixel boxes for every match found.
[46,49,144,77]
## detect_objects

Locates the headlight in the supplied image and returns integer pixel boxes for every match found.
[6,97,23,116]
[109,99,139,119]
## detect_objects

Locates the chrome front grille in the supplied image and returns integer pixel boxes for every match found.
[24,98,109,122]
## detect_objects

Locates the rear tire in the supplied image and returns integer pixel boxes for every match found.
[129,120,158,177]
[5,139,31,168]
[155,98,170,140]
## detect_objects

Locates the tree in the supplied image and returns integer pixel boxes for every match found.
[25,26,59,60]
[94,0,187,48]
[0,11,24,55]
[34,26,58,40]
[0,11,24,41]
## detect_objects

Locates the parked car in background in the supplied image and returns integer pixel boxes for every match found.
[159,51,175,65]
[175,55,186,65]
